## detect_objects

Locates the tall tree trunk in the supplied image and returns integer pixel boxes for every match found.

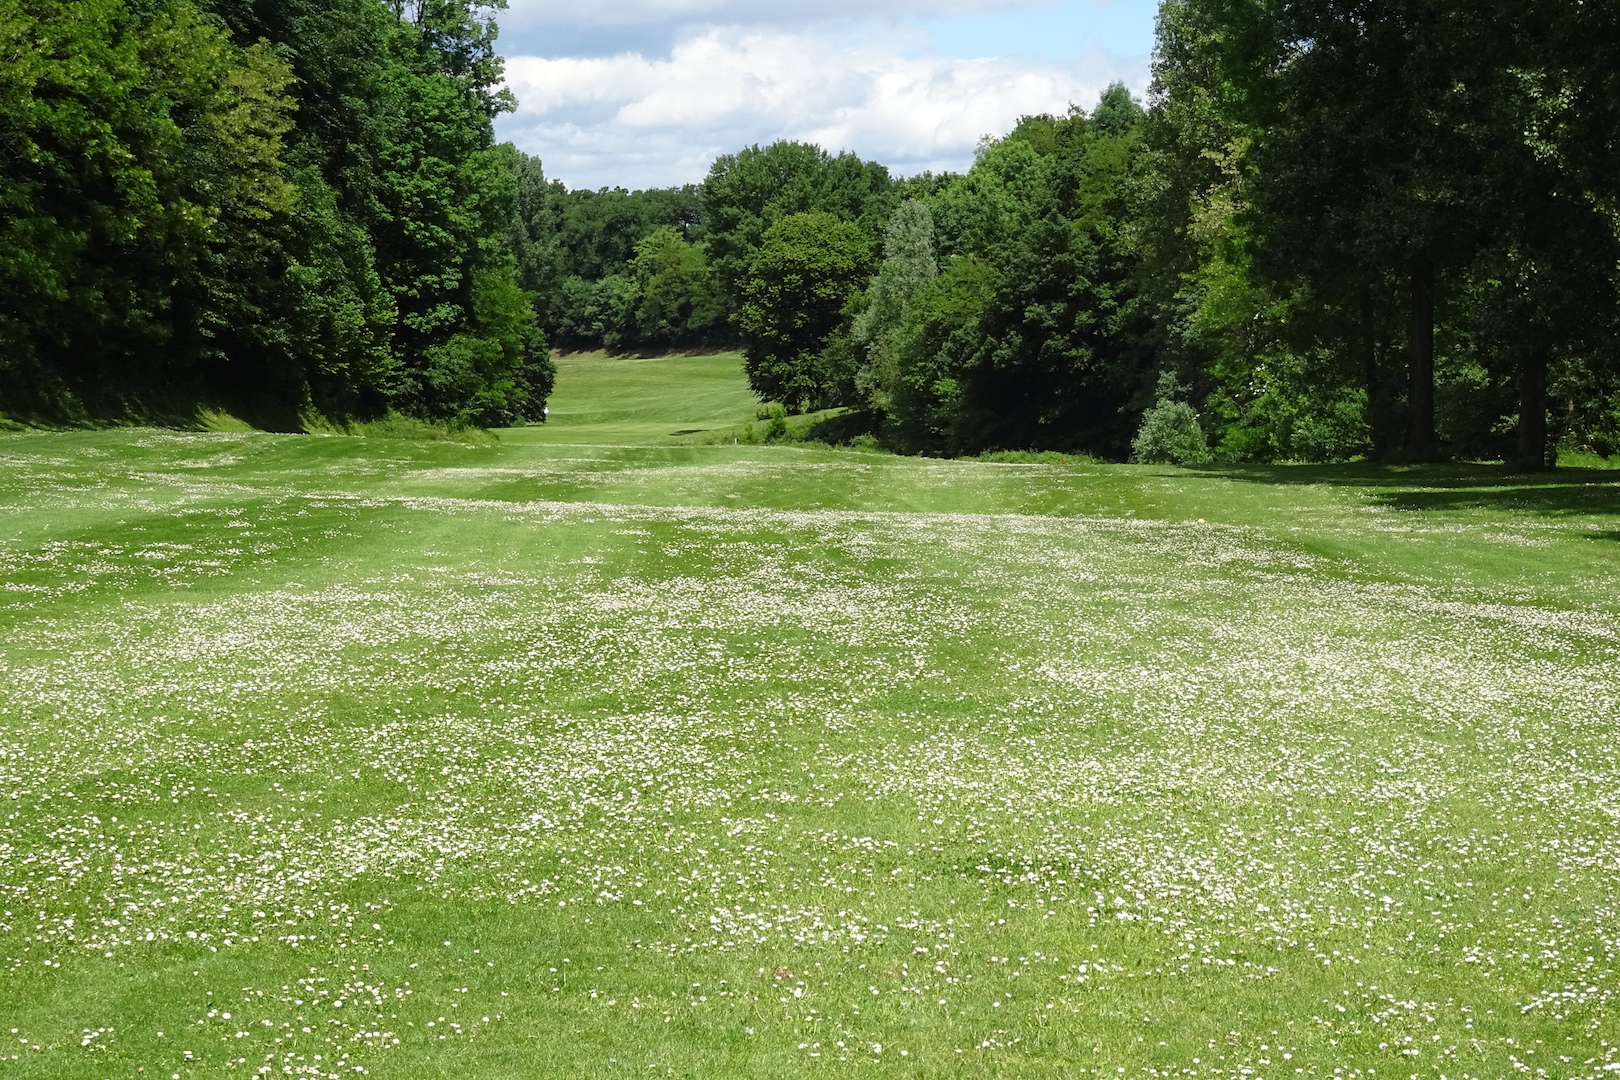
[1512,344,1550,471]
[1404,260,1439,457]
[1360,286,1389,458]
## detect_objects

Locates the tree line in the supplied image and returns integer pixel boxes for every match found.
[512,0,1619,465]
[1,0,551,427]
[6,0,1618,463]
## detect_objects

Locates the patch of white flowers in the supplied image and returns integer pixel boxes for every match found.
[0,431,1615,1076]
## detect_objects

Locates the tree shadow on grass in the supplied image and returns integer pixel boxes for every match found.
[1184,462,1620,519]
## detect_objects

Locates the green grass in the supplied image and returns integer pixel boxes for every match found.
[503,351,761,445]
[0,353,1618,1079]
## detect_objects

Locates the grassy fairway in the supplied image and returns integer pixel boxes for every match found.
[504,351,760,445]
[1,357,1618,1079]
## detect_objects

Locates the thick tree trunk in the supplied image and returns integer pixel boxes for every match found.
[1360,287,1389,458]
[1404,260,1439,457]
[1511,344,1551,471]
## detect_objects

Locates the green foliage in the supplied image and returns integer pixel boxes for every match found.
[737,212,873,411]
[549,183,704,281]
[507,149,565,327]
[0,0,551,427]
[762,402,789,441]
[9,0,1620,460]
[973,448,1102,465]
[503,154,725,350]
[1132,374,1211,465]
[1152,0,1620,464]
[627,226,723,348]
[0,0,280,408]
[880,92,1153,458]
[702,141,894,307]
[851,199,938,409]
[884,253,995,453]
[548,274,637,347]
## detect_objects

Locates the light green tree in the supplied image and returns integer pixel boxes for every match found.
[851,199,937,409]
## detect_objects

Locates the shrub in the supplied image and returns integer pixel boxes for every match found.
[764,403,789,442]
[1132,398,1211,465]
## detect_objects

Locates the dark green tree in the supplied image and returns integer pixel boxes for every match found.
[506,149,565,327]
[851,199,938,409]
[737,211,873,410]
[0,0,305,413]
[890,91,1154,457]
[703,141,893,312]
[1472,0,1620,468]
[2,0,552,426]
[1199,0,1511,458]
[359,0,549,422]
[627,226,722,348]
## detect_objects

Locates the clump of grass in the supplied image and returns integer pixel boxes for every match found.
[1559,449,1620,470]
[973,448,1103,465]
[300,410,498,443]
[195,408,259,433]
[691,407,854,447]
[701,406,888,451]
[190,406,498,442]
[761,403,789,441]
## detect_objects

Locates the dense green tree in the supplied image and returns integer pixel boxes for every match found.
[883,90,1153,456]
[8,0,1618,458]
[2,0,551,425]
[850,199,938,409]
[506,149,565,329]
[1472,0,1620,468]
[547,274,636,348]
[1145,0,1620,466]
[366,0,540,421]
[737,212,873,410]
[703,141,894,310]
[502,155,720,349]
[627,226,722,348]
[549,184,704,281]
[883,254,995,453]
[0,0,303,412]
[1196,0,1517,458]
[190,0,404,414]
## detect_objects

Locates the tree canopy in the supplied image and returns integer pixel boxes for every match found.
[1,0,550,426]
[737,212,873,412]
[6,0,1618,462]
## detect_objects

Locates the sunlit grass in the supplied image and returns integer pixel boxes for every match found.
[0,365,1617,1078]
[501,351,759,445]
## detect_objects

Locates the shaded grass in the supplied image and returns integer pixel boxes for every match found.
[1185,460,1620,518]
[298,411,498,443]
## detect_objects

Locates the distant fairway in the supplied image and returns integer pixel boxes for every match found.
[503,351,759,445]
[1,354,1618,1078]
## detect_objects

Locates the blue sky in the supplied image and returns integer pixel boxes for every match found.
[912,1,1158,62]
[494,0,1161,190]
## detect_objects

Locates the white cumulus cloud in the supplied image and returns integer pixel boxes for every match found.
[496,0,1049,56]
[497,26,1148,189]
